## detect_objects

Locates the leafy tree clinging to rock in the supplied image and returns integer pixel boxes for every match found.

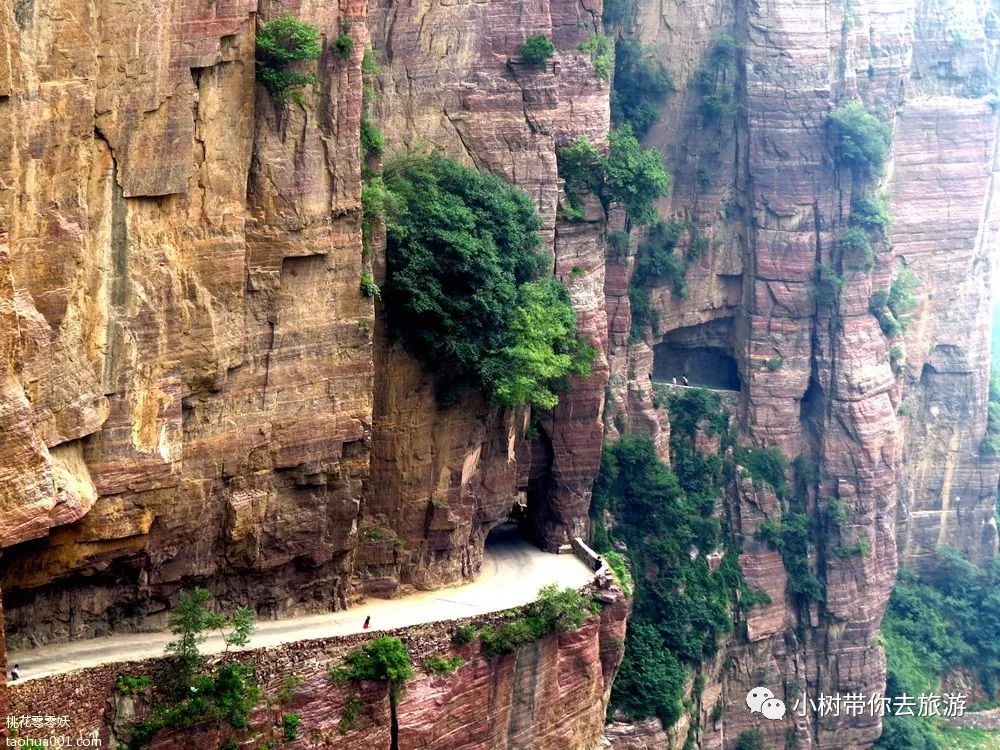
[124,589,260,749]
[827,100,893,178]
[381,151,595,408]
[256,13,323,101]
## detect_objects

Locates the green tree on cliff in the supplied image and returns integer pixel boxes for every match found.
[381,150,594,407]
[827,101,892,178]
[256,14,323,101]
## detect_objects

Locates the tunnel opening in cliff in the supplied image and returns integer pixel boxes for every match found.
[652,319,741,391]
[514,428,564,551]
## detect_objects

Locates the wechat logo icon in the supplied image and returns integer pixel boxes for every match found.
[746,687,786,720]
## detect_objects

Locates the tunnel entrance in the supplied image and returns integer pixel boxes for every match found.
[652,318,741,391]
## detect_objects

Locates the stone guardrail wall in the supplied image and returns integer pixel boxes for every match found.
[572,536,610,578]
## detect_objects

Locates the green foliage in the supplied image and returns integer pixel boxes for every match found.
[480,617,548,657]
[611,622,686,727]
[282,713,301,741]
[827,101,893,178]
[838,225,875,269]
[557,131,670,227]
[607,229,631,260]
[452,623,478,646]
[871,269,921,336]
[480,586,598,657]
[594,430,752,727]
[888,268,921,325]
[360,270,381,300]
[334,24,354,61]
[735,729,766,750]
[522,34,556,66]
[338,693,364,734]
[765,355,784,372]
[756,512,824,605]
[361,174,390,257]
[708,34,744,66]
[581,34,614,80]
[875,549,1000,748]
[533,584,600,631]
[605,126,671,227]
[339,636,415,696]
[602,0,637,27]
[875,715,939,750]
[256,14,322,101]
[611,40,673,135]
[277,675,302,704]
[163,589,256,698]
[361,45,382,77]
[831,533,871,557]
[850,192,891,235]
[628,287,658,341]
[116,675,153,695]
[698,91,738,123]
[381,152,592,407]
[735,446,789,497]
[666,387,728,437]
[982,370,1000,453]
[693,35,741,125]
[603,550,634,596]
[481,278,596,410]
[632,220,688,295]
[422,654,463,675]
[812,262,844,306]
[558,136,605,218]
[124,589,260,748]
[826,498,848,529]
[128,662,262,749]
[361,119,385,159]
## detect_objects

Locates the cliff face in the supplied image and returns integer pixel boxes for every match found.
[6,598,629,749]
[0,0,373,647]
[2,0,999,747]
[606,0,1000,747]
[363,0,612,586]
[0,0,612,645]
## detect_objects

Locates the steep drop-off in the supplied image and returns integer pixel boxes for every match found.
[1,0,999,748]
[603,0,1000,747]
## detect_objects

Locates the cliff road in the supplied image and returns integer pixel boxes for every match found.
[6,525,595,682]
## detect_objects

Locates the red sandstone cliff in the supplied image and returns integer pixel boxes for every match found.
[604,0,1000,748]
[0,0,611,645]
[5,595,629,749]
[1,0,999,747]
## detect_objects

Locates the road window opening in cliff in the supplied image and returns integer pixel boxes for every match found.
[653,344,740,391]
[652,319,740,391]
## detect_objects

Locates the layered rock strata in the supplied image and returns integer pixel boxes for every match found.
[0,0,612,664]
[6,594,629,749]
[0,0,373,645]
[606,0,1000,747]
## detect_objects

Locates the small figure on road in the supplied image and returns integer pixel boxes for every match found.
[363,615,371,630]
[672,377,677,385]
[10,664,19,681]
[682,375,689,386]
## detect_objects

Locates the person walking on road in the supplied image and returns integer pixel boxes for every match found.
[682,375,689,386]
[363,615,371,630]
[10,664,19,681]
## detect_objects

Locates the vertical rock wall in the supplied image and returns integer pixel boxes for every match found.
[0,0,373,645]
[0,0,611,648]
[610,0,1000,747]
[362,0,612,592]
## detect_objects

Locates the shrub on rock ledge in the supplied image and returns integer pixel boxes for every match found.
[256,14,323,101]
[382,151,594,408]
[827,101,892,178]
[521,34,556,66]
